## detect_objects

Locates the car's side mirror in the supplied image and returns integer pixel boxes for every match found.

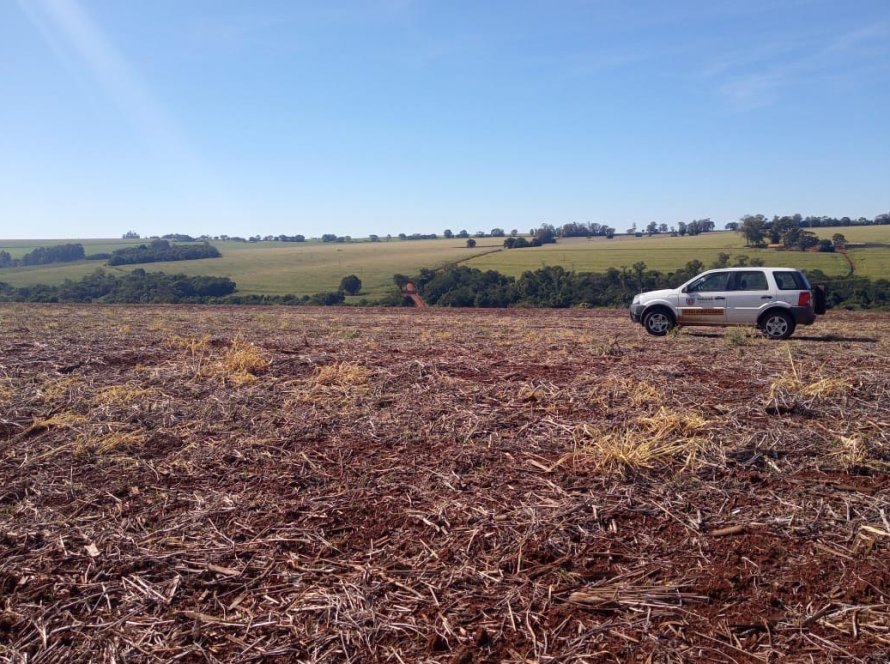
[681,286,687,293]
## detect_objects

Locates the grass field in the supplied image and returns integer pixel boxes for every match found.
[1,226,887,298]
[0,238,145,258]
[465,226,890,279]
[0,239,503,297]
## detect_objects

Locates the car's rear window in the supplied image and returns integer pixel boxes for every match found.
[774,271,809,290]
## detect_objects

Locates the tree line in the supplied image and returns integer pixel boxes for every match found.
[2,263,886,309]
[0,270,365,306]
[0,269,235,303]
[733,215,871,250]
[0,240,223,270]
[400,263,889,310]
[106,240,221,266]
[0,243,85,268]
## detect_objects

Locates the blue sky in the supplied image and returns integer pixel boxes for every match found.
[1,0,888,239]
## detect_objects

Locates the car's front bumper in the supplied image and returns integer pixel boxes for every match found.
[629,304,645,323]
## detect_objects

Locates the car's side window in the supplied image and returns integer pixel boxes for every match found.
[688,272,731,293]
[734,270,768,291]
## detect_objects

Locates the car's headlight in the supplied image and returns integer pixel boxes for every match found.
[632,295,639,304]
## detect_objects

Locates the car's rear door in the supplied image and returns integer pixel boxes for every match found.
[725,270,773,324]
[678,271,731,325]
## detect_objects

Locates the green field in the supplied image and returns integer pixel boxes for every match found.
[0,239,503,297]
[0,238,146,259]
[1,226,887,299]
[465,226,890,279]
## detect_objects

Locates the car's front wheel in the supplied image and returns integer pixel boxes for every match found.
[642,307,675,336]
[760,310,795,340]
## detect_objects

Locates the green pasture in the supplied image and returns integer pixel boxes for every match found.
[0,239,501,297]
[818,225,890,244]
[0,238,145,259]
[465,227,889,280]
[1,226,887,299]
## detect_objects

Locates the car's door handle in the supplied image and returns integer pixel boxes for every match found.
[714,297,725,301]
[761,296,773,300]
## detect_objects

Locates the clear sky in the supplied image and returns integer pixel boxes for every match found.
[1,0,888,239]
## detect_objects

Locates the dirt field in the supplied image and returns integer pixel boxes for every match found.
[1,305,888,663]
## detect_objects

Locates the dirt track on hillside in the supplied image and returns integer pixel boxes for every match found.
[1,305,888,662]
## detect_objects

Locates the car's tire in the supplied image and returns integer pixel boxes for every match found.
[642,307,675,336]
[760,310,795,340]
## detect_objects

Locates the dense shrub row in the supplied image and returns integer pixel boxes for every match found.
[405,263,890,310]
[0,243,85,268]
[2,263,886,309]
[0,269,235,303]
[0,270,353,306]
[107,240,221,266]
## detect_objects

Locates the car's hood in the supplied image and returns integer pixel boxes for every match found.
[638,288,677,302]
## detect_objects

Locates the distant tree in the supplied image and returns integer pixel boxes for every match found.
[725,222,739,231]
[490,228,505,237]
[321,234,338,243]
[768,215,801,244]
[510,229,519,237]
[832,233,847,247]
[443,229,454,239]
[393,274,410,289]
[781,227,819,251]
[686,219,714,235]
[339,274,362,295]
[398,233,407,240]
[626,223,637,235]
[738,215,767,247]
[658,223,668,234]
[122,230,140,239]
[474,230,486,238]
[646,221,658,236]
[369,234,380,242]
[466,238,477,248]
[457,229,469,238]
[533,224,557,245]
[677,221,687,236]
[0,250,13,268]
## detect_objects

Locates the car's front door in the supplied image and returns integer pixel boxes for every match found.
[724,270,773,324]
[678,271,731,325]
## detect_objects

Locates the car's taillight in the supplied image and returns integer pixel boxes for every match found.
[798,291,812,307]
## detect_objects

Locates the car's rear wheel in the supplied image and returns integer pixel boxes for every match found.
[760,310,795,340]
[642,307,675,336]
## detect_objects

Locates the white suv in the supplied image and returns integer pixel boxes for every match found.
[630,268,826,339]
